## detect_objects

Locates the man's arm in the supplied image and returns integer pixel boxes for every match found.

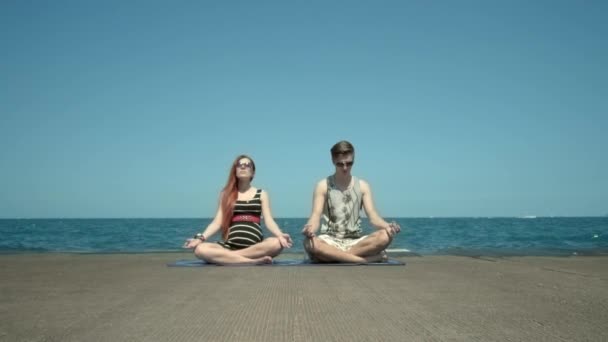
[360,179,401,235]
[301,180,327,237]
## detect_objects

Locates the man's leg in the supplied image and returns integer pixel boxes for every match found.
[348,229,392,257]
[304,237,380,263]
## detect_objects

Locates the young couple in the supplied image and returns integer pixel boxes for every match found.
[183,140,401,265]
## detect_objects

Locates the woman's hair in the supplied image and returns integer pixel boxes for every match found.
[219,154,256,239]
[330,140,355,159]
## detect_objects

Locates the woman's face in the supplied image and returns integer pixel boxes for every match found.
[236,158,254,180]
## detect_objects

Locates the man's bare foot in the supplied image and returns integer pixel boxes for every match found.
[380,250,388,262]
[364,251,388,263]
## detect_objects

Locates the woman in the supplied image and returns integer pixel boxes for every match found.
[184,155,292,265]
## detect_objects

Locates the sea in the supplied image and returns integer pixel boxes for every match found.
[1,217,607,256]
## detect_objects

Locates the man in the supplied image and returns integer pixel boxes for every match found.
[302,140,401,263]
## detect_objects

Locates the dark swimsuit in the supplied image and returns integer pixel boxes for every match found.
[217,189,264,250]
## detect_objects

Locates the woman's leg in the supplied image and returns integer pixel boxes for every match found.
[194,243,272,265]
[235,237,283,259]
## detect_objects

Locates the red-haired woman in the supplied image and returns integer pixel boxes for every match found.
[184,155,292,264]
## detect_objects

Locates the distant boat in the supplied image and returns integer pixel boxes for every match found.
[522,215,537,219]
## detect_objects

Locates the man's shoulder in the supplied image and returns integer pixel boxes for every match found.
[313,177,331,194]
[356,177,369,185]
[356,178,371,192]
[315,177,328,188]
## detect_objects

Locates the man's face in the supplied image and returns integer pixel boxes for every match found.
[333,153,354,175]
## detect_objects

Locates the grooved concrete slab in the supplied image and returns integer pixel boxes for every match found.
[1,253,607,341]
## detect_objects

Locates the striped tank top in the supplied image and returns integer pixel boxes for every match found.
[218,188,264,250]
[320,175,363,239]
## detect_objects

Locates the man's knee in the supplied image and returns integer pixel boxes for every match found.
[373,230,392,248]
[303,237,324,262]
[303,236,316,253]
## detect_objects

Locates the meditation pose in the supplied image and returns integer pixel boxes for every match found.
[184,155,292,264]
[302,141,400,263]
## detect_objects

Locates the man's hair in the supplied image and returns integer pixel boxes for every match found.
[330,140,355,159]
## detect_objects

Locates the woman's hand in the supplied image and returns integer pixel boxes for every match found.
[183,238,202,249]
[278,233,293,248]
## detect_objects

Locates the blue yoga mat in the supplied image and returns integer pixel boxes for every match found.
[167,259,405,267]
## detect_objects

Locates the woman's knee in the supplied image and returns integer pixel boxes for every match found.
[265,237,283,254]
[194,243,213,259]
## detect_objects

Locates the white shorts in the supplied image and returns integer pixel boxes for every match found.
[316,234,369,252]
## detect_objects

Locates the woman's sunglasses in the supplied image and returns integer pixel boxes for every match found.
[237,162,252,169]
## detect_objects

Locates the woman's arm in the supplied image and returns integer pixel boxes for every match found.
[201,191,226,237]
[260,190,283,236]
[260,190,293,248]
[183,193,224,248]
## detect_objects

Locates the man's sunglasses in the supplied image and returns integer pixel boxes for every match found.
[335,161,354,167]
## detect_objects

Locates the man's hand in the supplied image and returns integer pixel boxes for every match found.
[301,224,317,238]
[385,221,401,237]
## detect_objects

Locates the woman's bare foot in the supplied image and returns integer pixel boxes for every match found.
[254,256,273,265]
[216,255,273,266]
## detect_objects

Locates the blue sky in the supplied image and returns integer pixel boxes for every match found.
[1,1,607,218]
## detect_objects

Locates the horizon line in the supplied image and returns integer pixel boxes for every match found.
[1,215,607,220]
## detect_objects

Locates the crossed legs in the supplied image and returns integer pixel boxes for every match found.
[303,229,392,263]
[194,237,283,265]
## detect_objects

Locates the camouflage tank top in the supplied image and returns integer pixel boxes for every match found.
[320,175,363,238]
